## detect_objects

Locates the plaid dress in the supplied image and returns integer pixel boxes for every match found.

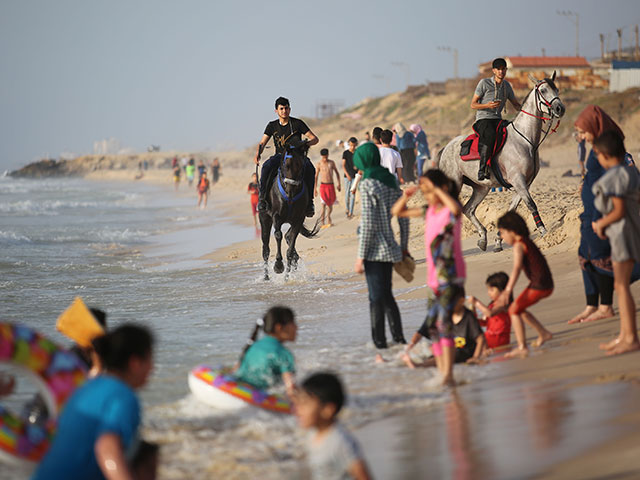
[357,178,409,263]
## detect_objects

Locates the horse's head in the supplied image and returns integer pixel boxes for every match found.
[280,136,308,188]
[528,71,565,119]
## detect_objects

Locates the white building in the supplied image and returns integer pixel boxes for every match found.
[610,61,640,92]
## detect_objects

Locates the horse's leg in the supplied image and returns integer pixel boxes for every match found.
[510,175,547,236]
[259,213,273,280]
[494,193,522,252]
[273,220,285,274]
[462,183,491,251]
[284,227,300,271]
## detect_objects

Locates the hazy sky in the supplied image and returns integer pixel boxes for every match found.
[1,0,639,171]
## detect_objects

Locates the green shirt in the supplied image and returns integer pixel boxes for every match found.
[234,336,295,390]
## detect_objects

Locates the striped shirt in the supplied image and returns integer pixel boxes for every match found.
[357,178,409,262]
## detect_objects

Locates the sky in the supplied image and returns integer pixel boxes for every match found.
[1,0,639,171]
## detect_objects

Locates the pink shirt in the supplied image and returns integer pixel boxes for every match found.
[425,205,465,290]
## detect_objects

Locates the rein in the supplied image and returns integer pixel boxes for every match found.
[512,81,562,152]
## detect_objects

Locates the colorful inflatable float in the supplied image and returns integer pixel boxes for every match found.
[188,365,291,414]
[0,323,87,466]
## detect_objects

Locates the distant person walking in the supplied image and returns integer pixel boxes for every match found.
[248,173,260,228]
[342,137,358,218]
[186,158,196,187]
[173,164,181,191]
[211,158,221,184]
[394,123,417,183]
[379,129,403,183]
[315,148,341,227]
[197,171,210,209]
[410,124,431,176]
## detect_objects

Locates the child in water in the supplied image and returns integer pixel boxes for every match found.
[468,272,512,351]
[235,306,297,397]
[33,324,154,480]
[296,372,372,480]
[248,173,260,227]
[591,130,640,355]
[497,211,554,358]
[392,169,466,386]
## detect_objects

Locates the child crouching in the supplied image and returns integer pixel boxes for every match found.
[296,372,371,480]
[468,272,512,350]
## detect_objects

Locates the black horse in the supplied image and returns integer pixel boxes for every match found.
[259,138,320,280]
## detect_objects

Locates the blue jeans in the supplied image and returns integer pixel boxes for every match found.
[344,176,355,215]
[364,260,406,348]
[416,155,427,177]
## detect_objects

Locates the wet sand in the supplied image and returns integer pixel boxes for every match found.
[85,157,640,479]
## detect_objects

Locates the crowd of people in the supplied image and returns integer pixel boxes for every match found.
[171,155,220,209]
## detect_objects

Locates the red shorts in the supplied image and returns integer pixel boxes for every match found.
[319,183,336,206]
[508,287,553,315]
[250,195,259,215]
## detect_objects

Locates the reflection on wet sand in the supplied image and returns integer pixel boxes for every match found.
[356,379,638,479]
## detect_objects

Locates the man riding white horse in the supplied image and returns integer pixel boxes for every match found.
[254,97,319,217]
[470,58,522,181]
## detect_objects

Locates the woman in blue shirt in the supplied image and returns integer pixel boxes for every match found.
[33,324,154,480]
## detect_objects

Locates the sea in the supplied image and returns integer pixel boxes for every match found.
[2,175,638,479]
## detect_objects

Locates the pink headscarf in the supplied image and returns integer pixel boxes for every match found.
[409,124,423,135]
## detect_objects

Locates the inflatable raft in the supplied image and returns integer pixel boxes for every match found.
[0,323,87,466]
[188,365,291,414]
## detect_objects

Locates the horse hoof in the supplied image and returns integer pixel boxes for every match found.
[478,238,487,251]
[263,273,270,281]
[274,261,284,274]
[494,244,503,253]
[538,226,548,237]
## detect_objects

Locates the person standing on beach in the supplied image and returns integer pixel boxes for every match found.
[410,124,431,176]
[353,143,408,350]
[253,97,319,217]
[211,158,221,184]
[186,158,196,187]
[197,171,210,209]
[379,129,403,183]
[173,163,181,191]
[342,137,358,218]
[470,58,521,181]
[315,148,341,227]
[248,173,260,228]
[394,123,417,183]
[591,131,640,356]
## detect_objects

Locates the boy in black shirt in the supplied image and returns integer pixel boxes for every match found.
[254,97,319,216]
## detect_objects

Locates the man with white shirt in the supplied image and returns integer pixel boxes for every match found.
[378,129,403,183]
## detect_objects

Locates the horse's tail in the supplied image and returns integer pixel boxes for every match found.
[300,218,322,238]
[434,147,445,170]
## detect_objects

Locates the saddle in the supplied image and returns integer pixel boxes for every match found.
[459,121,509,162]
[459,121,512,188]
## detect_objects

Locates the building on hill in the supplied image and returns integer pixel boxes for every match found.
[610,61,640,92]
[478,56,607,90]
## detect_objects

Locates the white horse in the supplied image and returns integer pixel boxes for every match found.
[436,73,566,252]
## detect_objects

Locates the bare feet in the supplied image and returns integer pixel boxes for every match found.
[504,346,529,359]
[402,353,416,369]
[532,331,553,348]
[375,354,385,364]
[568,306,597,324]
[581,306,615,323]
[606,340,640,356]
[599,336,621,351]
[441,374,456,387]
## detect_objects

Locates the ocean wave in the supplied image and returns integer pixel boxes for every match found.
[0,199,105,215]
[0,230,32,244]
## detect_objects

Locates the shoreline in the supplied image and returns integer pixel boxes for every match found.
[19,157,640,478]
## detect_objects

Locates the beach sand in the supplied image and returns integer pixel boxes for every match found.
[83,143,640,479]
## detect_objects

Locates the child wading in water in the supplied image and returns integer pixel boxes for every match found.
[248,173,260,228]
[497,211,553,358]
[296,372,372,480]
[234,306,297,397]
[392,169,465,386]
[197,171,210,209]
[468,272,512,351]
[591,131,640,355]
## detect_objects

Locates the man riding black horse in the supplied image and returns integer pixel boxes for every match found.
[254,97,318,217]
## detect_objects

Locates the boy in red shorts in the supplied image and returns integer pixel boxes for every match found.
[497,212,553,358]
[314,148,341,227]
[248,173,259,227]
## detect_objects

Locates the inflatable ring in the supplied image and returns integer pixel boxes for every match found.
[0,323,86,465]
[188,365,291,414]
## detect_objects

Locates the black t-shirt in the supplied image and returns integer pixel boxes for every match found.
[342,149,357,178]
[452,308,483,363]
[264,117,310,155]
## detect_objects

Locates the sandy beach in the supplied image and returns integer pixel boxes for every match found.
[77,136,640,479]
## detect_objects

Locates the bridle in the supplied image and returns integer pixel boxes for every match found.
[512,80,563,152]
[277,147,306,208]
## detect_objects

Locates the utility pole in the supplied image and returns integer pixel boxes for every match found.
[617,28,623,59]
[600,34,605,61]
[557,10,579,57]
[437,46,459,79]
[635,25,639,60]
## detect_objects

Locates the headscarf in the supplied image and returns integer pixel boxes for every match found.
[393,123,408,137]
[574,105,624,140]
[353,143,398,190]
[409,124,422,134]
